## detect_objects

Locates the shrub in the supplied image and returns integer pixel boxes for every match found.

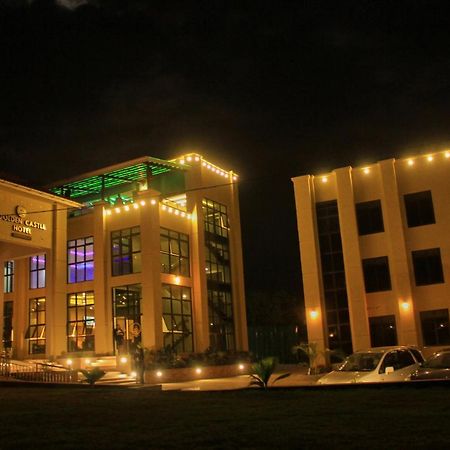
[250,357,290,389]
[80,367,106,385]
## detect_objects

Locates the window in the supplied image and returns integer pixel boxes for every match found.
[412,248,444,286]
[162,284,193,352]
[112,284,142,353]
[369,315,397,347]
[111,227,141,276]
[67,292,95,352]
[2,301,13,349]
[362,257,392,293]
[380,349,415,373]
[68,237,94,283]
[160,228,190,276]
[202,198,235,351]
[356,200,384,235]
[404,190,435,227]
[4,261,14,293]
[420,309,450,346]
[27,297,46,354]
[29,254,46,289]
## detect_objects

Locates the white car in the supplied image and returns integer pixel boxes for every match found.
[317,346,424,384]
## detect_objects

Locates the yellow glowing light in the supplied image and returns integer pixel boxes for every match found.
[174,210,179,215]
[133,203,139,209]
[407,159,414,166]
[187,156,192,162]
[168,207,173,213]
[180,159,185,165]
[445,151,450,158]
[232,176,238,181]
[363,167,370,174]
[85,359,91,365]
[162,205,167,211]
[202,161,207,166]
[131,371,137,378]
[187,214,192,219]
[207,164,211,169]
[401,301,410,311]
[181,212,186,217]
[66,359,73,366]
[174,276,181,285]
[322,176,328,183]
[120,357,128,364]
[195,367,202,374]
[156,371,163,377]
[238,364,245,370]
[124,205,130,211]
[195,156,200,162]
[115,207,121,213]
[140,200,146,206]
[427,155,433,161]
[106,209,112,215]
[309,310,319,320]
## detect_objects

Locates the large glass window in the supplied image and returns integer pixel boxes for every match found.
[111,227,141,276]
[404,190,435,227]
[316,200,352,355]
[30,254,46,289]
[26,297,46,354]
[2,301,13,349]
[160,228,190,276]
[4,261,14,293]
[68,237,94,283]
[420,309,450,346]
[162,284,193,352]
[369,315,397,347]
[412,248,444,286]
[202,198,235,351]
[112,284,142,353]
[356,200,384,235]
[362,256,392,293]
[67,292,95,352]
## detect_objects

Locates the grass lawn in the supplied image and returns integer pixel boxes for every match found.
[0,384,449,449]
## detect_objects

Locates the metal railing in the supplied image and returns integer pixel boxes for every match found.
[0,357,77,383]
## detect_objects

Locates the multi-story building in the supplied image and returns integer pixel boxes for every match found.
[1,153,247,361]
[292,150,450,357]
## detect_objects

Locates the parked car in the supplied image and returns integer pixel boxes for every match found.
[317,346,424,384]
[410,348,450,381]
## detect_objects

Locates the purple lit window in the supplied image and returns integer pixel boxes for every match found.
[67,237,94,283]
[30,255,46,289]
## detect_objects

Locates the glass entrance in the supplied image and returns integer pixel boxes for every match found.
[112,284,142,354]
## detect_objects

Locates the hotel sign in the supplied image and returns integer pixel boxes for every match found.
[0,206,47,240]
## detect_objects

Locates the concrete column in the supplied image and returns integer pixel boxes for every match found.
[47,205,68,358]
[189,194,210,352]
[138,190,163,350]
[229,180,248,351]
[292,175,327,355]
[378,160,419,345]
[0,257,4,352]
[93,203,110,354]
[335,167,371,350]
[12,258,27,359]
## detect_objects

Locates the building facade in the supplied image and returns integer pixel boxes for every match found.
[1,153,247,361]
[292,151,450,357]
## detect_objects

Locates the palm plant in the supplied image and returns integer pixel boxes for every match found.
[293,342,320,375]
[80,367,106,385]
[249,357,290,389]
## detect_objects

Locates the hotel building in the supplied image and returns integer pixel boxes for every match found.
[292,150,450,357]
[1,154,247,361]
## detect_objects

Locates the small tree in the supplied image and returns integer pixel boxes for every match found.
[80,367,106,385]
[249,357,290,389]
[293,342,320,375]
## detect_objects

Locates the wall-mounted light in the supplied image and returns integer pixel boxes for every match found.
[309,309,319,320]
[321,176,328,183]
[401,301,410,311]
[174,276,181,285]
[363,167,370,174]
[427,155,434,162]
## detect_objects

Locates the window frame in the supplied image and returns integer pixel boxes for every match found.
[420,309,450,346]
[412,248,444,286]
[362,256,392,293]
[160,228,190,276]
[67,291,95,353]
[4,261,14,293]
[29,254,46,289]
[355,200,384,235]
[27,297,46,354]
[67,236,94,283]
[404,190,436,228]
[111,227,141,276]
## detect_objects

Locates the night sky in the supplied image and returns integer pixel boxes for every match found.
[2,0,450,305]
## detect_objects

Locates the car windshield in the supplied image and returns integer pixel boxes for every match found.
[423,352,450,369]
[339,352,383,372]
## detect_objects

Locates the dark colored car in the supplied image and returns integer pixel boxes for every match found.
[411,349,450,381]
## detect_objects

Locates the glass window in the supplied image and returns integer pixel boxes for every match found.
[160,228,190,276]
[4,261,14,293]
[362,257,392,293]
[2,301,13,349]
[412,248,444,286]
[27,297,46,354]
[111,227,141,276]
[162,284,193,353]
[112,284,142,353]
[68,237,94,283]
[420,309,450,346]
[67,292,95,352]
[202,198,235,351]
[29,255,46,289]
[356,200,384,235]
[404,190,435,227]
[369,315,397,347]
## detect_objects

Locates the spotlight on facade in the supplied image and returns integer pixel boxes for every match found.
[195,367,202,374]
[238,364,245,370]
[156,371,163,377]
[131,371,137,378]
[309,309,319,319]
[401,301,410,311]
[66,359,73,367]
[120,356,128,364]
